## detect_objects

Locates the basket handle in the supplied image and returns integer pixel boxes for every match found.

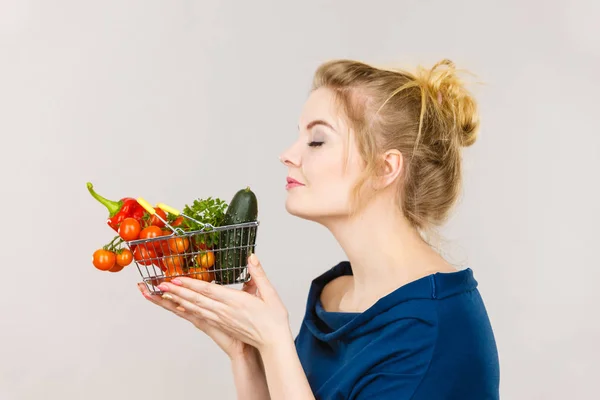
[137,197,157,215]
[156,202,213,230]
[155,202,180,216]
[136,197,182,234]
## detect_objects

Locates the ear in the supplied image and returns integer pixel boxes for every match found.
[374,150,403,189]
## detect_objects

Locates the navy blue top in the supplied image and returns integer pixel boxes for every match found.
[294,261,500,399]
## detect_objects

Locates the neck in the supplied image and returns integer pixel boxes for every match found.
[322,194,451,312]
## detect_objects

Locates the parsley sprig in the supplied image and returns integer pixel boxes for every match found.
[178,197,228,248]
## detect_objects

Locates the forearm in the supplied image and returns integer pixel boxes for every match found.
[231,347,271,400]
[259,332,315,400]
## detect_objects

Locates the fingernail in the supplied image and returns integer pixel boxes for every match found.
[162,293,174,301]
[249,253,258,266]
[157,284,169,291]
[171,279,182,286]
[176,306,185,312]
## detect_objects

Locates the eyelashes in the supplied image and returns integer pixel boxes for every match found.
[308,141,324,147]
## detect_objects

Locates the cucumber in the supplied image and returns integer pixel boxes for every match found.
[214,187,258,284]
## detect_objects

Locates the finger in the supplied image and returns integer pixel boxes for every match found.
[165,277,244,305]
[159,289,222,323]
[138,284,227,336]
[138,283,187,314]
[157,280,227,317]
[247,253,276,300]
[242,277,259,296]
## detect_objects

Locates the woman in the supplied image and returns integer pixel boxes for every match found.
[138,58,500,399]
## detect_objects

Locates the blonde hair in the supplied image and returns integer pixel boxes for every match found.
[311,58,480,232]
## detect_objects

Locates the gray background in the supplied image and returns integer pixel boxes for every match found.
[1,0,598,399]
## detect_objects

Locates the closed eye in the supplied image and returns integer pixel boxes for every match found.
[308,141,324,147]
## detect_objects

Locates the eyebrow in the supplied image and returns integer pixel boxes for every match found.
[298,119,336,132]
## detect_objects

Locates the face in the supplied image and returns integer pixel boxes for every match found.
[279,87,365,223]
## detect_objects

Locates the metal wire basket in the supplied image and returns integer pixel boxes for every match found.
[128,198,259,294]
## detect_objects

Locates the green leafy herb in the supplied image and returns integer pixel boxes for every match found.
[180,197,228,248]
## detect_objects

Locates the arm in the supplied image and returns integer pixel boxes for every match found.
[259,329,315,400]
[149,255,316,399]
[137,282,271,399]
[231,347,271,400]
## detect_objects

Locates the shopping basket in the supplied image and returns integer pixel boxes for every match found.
[128,198,259,294]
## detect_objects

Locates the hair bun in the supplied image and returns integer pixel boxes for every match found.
[418,59,480,147]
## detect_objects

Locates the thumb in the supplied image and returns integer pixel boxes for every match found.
[247,253,276,300]
[241,273,259,297]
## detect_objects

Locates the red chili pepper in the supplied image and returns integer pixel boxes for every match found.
[87,182,146,231]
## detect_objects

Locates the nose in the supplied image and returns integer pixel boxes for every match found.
[279,144,301,168]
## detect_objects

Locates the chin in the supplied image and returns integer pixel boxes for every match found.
[284,196,348,224]
[285,196,320,221]
[285,197,311,219]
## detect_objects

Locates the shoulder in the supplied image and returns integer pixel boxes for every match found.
[346,308,439,399]
[352,291,499,399]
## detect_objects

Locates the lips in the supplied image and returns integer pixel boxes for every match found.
[286,177,303,185]
[286,176,304,189]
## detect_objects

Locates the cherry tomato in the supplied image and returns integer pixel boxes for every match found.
[118,218,141,241]
[115,249,133,267]
[156,258,167,272]
[108,262,125,273]
[192,238,209,251]
[195,251,215,268]
[171,216,184,227]
[150,209,167,228]
[154,230,172,255]
[93,249,116,271]
[163,255,185,277]
[168,236,190,254]
[133,245,157,266]
[139,225,163,240]
[189,265,214,282]
[139,226,164,253]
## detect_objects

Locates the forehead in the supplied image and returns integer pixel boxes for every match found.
[298,87,348,133]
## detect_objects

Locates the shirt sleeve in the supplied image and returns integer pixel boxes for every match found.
[348,371,424,399]
[346,313,438,399]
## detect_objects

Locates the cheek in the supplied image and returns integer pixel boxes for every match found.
[302,155,362,210]
[303,151,346,185]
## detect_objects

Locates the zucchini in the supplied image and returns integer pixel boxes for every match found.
[214,187,258,284]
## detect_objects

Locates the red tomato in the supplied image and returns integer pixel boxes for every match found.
[168,236,190,254]
[150,209,167,228]
[154,230,172,255]
[189,261,214,282]
[164,255,184,272]
[115,249,133,267]
[163,255,185,281]
[171,216,184,227]
[192,238,208,250]
[133,246,157,266]
[108,262,125,273]
[139,225,163,240]
[156,258,167,272]
[139,226,163,253]
[118,218,141,241]
[93,249,116,271]
[195,251,215,269]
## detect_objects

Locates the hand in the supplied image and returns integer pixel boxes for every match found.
[138,268,261,360]
[153,253,291,353]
